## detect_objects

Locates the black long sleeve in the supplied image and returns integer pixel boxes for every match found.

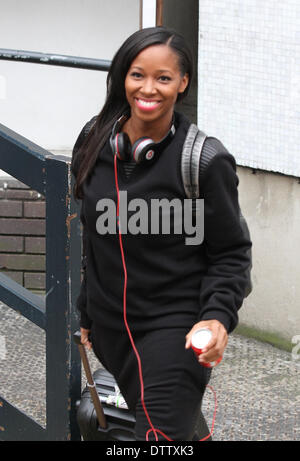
[70,111,252,333]
[198,148,252,333]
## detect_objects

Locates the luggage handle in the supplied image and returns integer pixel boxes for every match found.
[73,330,107,429]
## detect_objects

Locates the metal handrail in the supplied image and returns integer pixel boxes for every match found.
[0,48,111,440]
[0,48,111,71]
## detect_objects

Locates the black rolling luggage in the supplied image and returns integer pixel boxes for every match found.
[74,331,136,441]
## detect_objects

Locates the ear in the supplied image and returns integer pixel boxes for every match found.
[178,73,189,94]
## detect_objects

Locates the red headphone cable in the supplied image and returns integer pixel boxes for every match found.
[114,155,159,441]
[113,155,217,442]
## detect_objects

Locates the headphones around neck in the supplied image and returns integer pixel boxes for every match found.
[110,114,176,164]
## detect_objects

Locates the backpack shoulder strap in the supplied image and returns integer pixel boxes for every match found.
[71,116,97,179]
[181,123,207,199]
[181,126,253,297]
[83,115,97,138]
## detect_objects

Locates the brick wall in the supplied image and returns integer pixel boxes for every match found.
[0,178,46,294]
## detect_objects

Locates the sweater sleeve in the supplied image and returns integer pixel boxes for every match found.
[197,145,252,333]
[71,125,93,330]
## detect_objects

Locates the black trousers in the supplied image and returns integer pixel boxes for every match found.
[91,323,212,441]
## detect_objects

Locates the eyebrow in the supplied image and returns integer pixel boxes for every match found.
[131,66,173,74]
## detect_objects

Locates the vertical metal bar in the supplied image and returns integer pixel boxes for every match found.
[156,0,163,26]
[139,0,143,29]
[45,155,81,440]
[68,173,83,440]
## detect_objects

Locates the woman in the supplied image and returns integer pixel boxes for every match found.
[71,26,251,441]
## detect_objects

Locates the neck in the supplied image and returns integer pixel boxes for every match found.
[123,112,174,144]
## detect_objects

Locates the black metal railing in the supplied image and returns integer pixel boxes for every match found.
[0,48,110,72]
[0,50,111,440]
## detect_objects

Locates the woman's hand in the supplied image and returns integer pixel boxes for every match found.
[80,327,92,350]
[185,319,228,364]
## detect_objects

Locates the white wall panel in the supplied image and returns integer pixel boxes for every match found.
[198,0,300,177]
[0,0,139,169]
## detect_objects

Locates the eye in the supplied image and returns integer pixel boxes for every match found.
[130,71,143,79]
[158,75,171,82]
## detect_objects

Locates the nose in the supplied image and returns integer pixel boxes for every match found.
[141,77,156,96]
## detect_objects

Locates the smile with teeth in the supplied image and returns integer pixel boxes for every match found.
[135,98,161,110]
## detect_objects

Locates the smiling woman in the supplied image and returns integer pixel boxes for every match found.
[71,27,193,195]
[123,44,189,143]
[71,26,252,442]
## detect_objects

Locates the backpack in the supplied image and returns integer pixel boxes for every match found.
[181,124,252,298]
[77,118,253,298]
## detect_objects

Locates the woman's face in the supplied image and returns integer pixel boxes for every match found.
[125,44,189,124]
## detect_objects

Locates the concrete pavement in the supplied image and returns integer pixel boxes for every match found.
[0,301,299,441]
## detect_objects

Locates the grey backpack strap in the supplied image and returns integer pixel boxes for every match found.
[84,115,97,138]
[181,123,207,199]
[182,125,253,298]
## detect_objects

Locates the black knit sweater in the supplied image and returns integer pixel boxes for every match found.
[72,112,252,334]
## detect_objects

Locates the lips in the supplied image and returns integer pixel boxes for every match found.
[135,98,161,111]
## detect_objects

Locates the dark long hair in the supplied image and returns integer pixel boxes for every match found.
[73,26,194,200]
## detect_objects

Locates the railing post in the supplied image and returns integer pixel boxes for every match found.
[45,154,81,440]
